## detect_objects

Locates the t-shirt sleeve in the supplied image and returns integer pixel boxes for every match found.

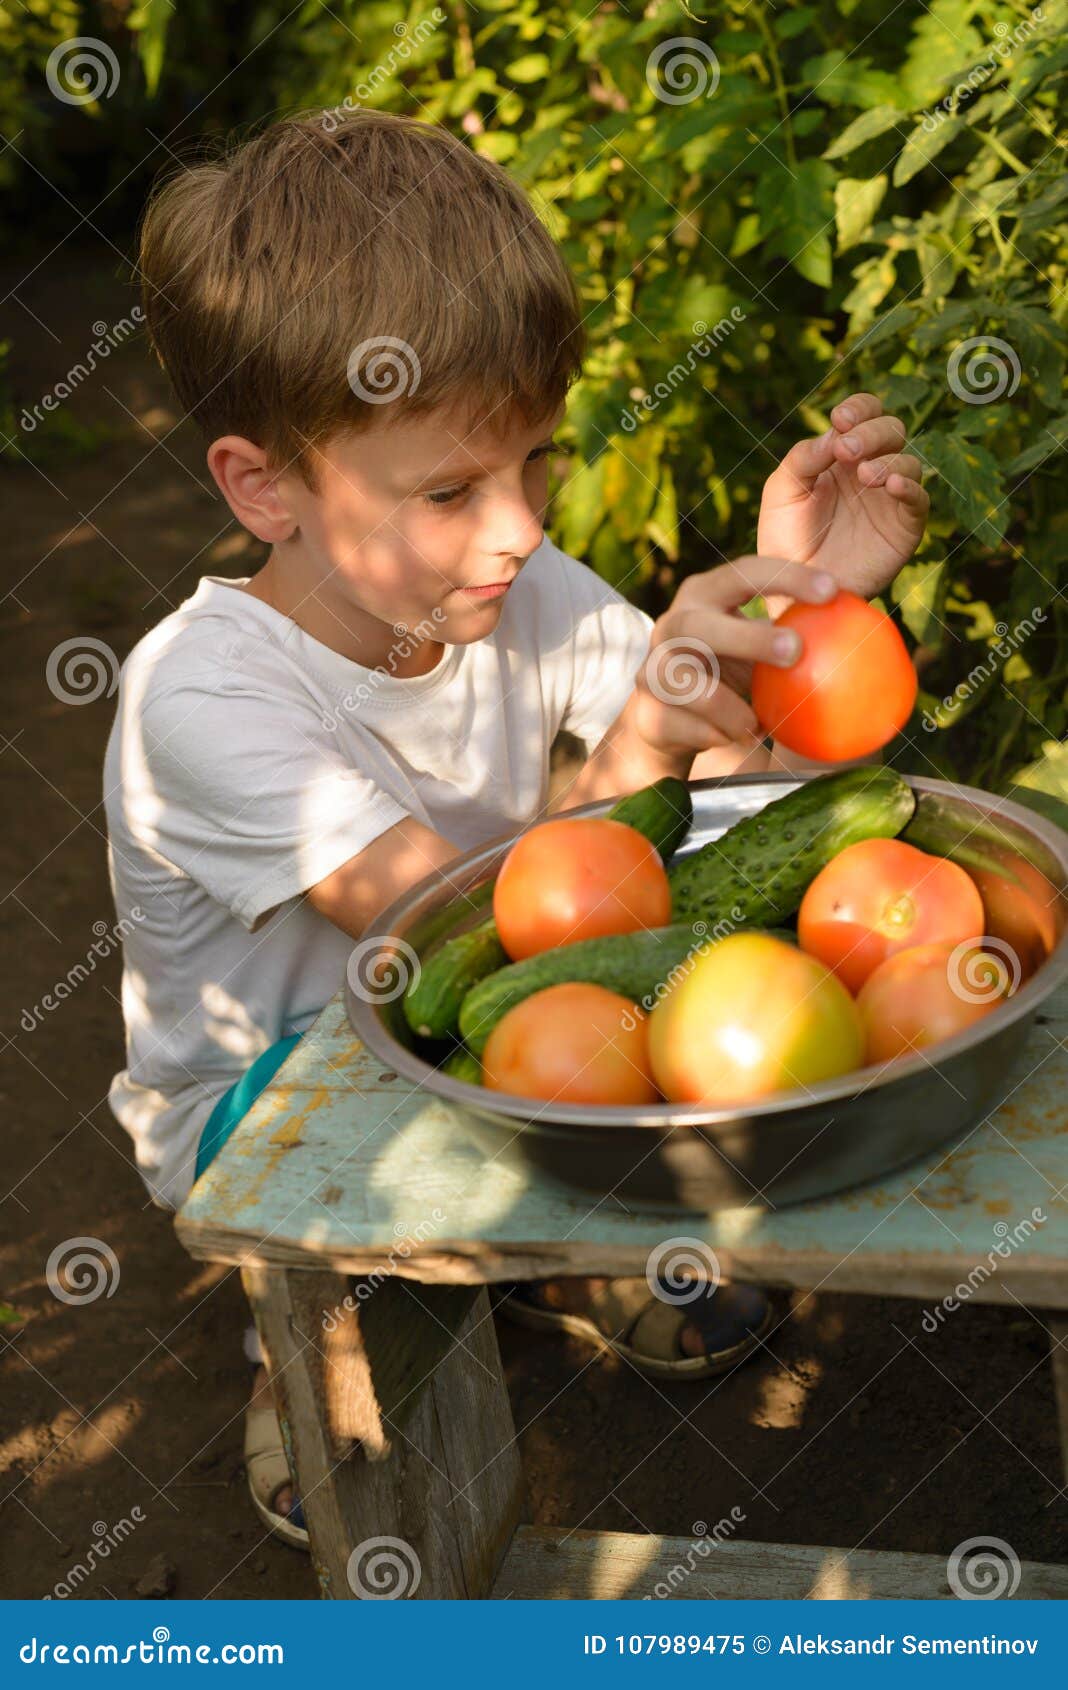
[126,677,409,930]
[553,546,655,754]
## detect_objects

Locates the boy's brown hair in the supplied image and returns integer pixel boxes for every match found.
[137,108,586,491]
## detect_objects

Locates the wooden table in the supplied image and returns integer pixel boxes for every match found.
[176,985,1068,1601]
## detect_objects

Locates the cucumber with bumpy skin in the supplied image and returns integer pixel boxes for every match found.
[668,766,915,929]
[458,920,795,1058]
[403,778,694,1040]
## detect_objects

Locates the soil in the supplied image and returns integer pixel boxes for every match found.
[2,246,1065,1601]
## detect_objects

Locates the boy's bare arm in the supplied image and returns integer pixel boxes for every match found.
[306,816,464,940]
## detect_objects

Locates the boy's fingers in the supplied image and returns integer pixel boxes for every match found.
[646,606,803,673]
[858,451,922,488]
[830,392,883,430]
[832,414,906,464]
[771,427,838,492]
[887,473,930,509]
[670,555,837,614]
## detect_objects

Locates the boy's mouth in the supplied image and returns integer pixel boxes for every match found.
[459,579,513,601]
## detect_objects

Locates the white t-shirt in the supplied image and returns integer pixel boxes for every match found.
[103,537,654,1211]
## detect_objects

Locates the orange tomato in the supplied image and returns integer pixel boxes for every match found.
[647,932,864,1106]
[481,982,661,1106]
[798,838,985,994]
[493,816,671,962]
[751,590,917,761]
[857,941,1012,1065]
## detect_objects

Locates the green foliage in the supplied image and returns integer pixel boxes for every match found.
[3,0,1067,800]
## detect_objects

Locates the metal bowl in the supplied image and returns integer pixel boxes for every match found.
[345,774,1068,1211]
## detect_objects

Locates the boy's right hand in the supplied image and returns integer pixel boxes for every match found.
[632,556,839,759]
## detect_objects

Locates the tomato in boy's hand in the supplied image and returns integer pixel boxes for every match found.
[750,588,916,761]
[798,838,986,994]
[493,817,671,961]
[647,931,864,1106]
[857,940,1011,1065]
[481,982,661,1105]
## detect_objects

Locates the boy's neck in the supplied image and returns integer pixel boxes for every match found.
[238,553,445,678]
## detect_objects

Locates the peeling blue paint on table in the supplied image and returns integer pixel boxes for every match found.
[176,985,1068,1305]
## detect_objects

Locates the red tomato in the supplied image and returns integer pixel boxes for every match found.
[493,817,671,962]
[857,941,1011,1065]
[481,982,661,1106]
[751,589,917,761]
[647,931,864,1106]
[798,838,985,994]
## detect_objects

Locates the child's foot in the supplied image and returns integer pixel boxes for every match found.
[244,1365,308,1548]
[495,1274,773,1379]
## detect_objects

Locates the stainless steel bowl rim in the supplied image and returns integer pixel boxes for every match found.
[347,773,1068,1128]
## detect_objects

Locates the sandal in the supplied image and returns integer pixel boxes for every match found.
[243,1396,310,1551]
[493,1276,773,1380]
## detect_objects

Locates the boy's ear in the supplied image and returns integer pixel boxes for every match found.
[206,435,298,544]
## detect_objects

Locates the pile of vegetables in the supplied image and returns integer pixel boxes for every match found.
[403,763,1058,1111]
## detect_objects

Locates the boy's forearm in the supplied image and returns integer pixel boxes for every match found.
[550,690,694,813]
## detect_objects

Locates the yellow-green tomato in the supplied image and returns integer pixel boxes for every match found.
[647,931,864,1106]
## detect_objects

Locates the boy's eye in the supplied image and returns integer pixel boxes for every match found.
[421,439,569,508]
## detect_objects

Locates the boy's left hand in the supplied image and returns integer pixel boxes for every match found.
[757,392,929,599]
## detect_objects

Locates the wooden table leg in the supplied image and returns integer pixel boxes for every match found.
[241,1265,525,1598]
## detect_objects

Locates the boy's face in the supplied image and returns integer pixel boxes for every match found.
[281,400,565,642]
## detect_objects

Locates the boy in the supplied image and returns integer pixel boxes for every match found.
[106,109,927,1546]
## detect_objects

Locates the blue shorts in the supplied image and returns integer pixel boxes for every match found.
[194,1034,302,1180]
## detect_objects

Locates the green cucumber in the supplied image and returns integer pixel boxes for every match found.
[901,790,1027,887]
[441,1045,483,1086]
[609,775,693,863]
[403,778,694,1040]
[667,766,915,929]
[458,920,795,1058]
[405,916,507,1039]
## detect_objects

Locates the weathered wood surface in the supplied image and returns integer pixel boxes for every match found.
[243,1269,524,1599]
[178,986,1068,1305]
[491,1526,1068,1601]
[1052,1319,1068,1484]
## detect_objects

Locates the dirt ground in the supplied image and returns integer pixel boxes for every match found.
[1,246,1065,1601]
